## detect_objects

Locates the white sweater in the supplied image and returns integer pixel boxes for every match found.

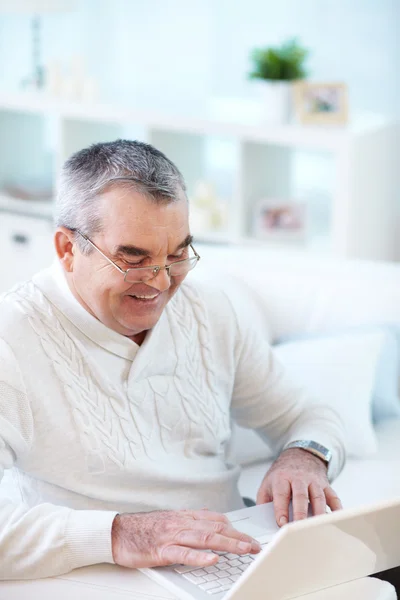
[0,262,345,580]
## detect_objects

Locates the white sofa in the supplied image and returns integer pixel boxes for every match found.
[193,244,400,511]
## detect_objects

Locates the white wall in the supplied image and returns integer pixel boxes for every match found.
[0,0,399,118]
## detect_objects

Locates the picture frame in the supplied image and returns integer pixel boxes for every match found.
[293,82,349,125]
[253,199,308,243]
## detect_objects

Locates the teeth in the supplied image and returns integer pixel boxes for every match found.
[131,294,158,299]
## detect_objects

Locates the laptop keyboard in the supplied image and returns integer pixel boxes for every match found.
[174,543,269,595]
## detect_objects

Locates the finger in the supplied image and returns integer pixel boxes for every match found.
[160,545,219,568]
[175,528,258,556]
[186,520,261,554]
[256,482,273,506]
[325,486,342,511]
[271,479,291,527]
[291,479,309,521]
[309,482,326,516]
[189,510,230,525]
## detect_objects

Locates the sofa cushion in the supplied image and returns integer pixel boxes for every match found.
[274,331,388,458]
[277,326,400,424]
[228,329,390,465]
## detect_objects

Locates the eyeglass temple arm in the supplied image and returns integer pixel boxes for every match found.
[74,229,126,274]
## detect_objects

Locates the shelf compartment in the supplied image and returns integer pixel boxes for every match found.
[0,110,55,202]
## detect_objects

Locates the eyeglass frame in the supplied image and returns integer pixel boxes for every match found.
[71,229,201,283]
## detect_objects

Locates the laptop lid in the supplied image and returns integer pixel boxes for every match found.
[227,496,400,600]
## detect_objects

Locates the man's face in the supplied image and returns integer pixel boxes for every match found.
[68,187,191,342]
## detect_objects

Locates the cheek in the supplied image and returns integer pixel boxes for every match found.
[84,273,129,309]
[167,276,186,296]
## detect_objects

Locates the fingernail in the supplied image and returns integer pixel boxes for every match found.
[238,541,251,552]
[279,516,288,526]
[206,554,217,562]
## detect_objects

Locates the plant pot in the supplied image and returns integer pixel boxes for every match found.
[261,81,292,124]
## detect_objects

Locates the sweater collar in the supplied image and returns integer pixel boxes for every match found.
[32,260,156,361]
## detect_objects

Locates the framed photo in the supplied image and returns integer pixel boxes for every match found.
[294,82,349,125]
[253,199,308,243]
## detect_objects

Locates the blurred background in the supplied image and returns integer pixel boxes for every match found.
[0,0,399,291]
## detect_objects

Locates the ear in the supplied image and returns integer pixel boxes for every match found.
[54,227,77,273]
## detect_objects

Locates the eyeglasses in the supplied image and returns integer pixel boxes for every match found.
[73,230,200,284]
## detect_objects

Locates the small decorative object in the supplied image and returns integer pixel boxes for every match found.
[253,199,308,243]
[248,38,309,124]
[46,56,99,103]
[189,181,228,236]
[0,1,76,91]
[294,82,349,125]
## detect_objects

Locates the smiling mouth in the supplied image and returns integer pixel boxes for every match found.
[128,293,160,300]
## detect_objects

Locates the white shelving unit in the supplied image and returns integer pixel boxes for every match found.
[0,90,398,261]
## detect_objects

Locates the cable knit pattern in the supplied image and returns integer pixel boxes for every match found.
[12,280,230,472]
[0,263,345,579]
[168,283,230,448]
[14,283,141,473]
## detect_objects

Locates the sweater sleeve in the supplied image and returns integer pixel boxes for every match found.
[0,339,117,580]
[228,294,346,482]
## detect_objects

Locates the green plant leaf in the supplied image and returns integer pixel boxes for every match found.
[248,38,309,81]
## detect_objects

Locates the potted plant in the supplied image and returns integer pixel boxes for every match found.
[248,38,309,123]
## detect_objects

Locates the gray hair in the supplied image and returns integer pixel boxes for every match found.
[54,139,187,253]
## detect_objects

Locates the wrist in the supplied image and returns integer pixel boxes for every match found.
[282,447,328,470]
[283,440,332,469]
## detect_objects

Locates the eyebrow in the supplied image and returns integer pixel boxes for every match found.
[114,234,193,258]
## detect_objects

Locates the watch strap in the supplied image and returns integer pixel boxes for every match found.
[283,440,332,465]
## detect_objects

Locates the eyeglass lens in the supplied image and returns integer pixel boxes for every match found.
[125,256,198,283]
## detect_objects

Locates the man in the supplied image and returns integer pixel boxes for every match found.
[0,140,345,580]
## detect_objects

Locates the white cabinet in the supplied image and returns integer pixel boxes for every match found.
[0,91,398,261]
[0,213,54,292]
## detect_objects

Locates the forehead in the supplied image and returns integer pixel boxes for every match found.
[98,186,189,250]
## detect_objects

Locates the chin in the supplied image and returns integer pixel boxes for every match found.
[121,315,159,335]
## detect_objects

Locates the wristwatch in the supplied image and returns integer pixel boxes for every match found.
[283,440,332,467]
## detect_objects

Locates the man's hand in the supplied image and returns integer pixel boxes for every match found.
[111,509,261,569]
[256,448,342,526]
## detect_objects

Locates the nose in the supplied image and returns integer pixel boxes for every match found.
[146,267,171,292]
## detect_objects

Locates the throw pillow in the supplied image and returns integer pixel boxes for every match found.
[274,331,386,458]
[228,330,388,465]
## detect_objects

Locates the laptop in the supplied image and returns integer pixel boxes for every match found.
[141,496,400,600]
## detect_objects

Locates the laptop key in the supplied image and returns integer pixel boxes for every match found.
[216,577,233,586]
[228,567,241,576]
[192,569,207,577]
[204,574,218,582]
[228,559,242,567]
[205,566,219,574]
[182,573,206,584]
[239,555,254,564]
[174,564,197,574]
[199,581,221,591]
[217,563,231,571]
